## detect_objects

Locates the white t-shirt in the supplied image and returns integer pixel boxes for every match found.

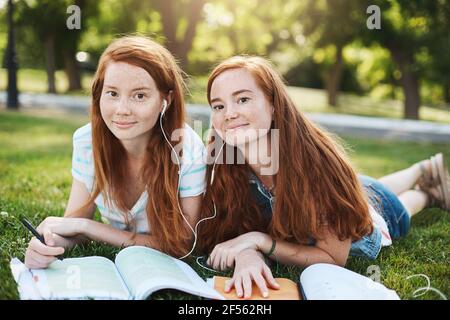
[71,123,206,234]
[369,204,392,246]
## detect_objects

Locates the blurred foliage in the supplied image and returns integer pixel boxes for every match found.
[0,0,449,108]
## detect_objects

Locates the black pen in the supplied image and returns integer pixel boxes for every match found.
[20,218,64,260]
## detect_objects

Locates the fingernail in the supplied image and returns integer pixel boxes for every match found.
[263,291,268,298]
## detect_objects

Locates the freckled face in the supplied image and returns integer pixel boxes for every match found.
[100,61,164,143]
[209,68,273,146]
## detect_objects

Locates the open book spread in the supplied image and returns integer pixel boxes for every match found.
[10,246,224,300]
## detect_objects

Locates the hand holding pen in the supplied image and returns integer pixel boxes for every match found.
[21,218,65,268]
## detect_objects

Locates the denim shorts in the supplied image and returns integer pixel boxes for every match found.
[359,175,411,240]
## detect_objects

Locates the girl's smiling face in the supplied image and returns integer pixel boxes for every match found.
[209,68,273,147]
[100,61,164,148]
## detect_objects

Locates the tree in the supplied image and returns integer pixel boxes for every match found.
[4,0,19,109]
[300,0,369,107]
[77,0,204,71]
[154,0,206,69]
[16,0,99,93]
[16,0,64,93]
[361,0,448,119]
[187,0,309,74]
[425,1,450,104]
[61,0,99,91]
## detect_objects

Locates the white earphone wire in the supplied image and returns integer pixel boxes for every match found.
[187,141,225,257]
[159,100,193,259]
[159,99,225,260]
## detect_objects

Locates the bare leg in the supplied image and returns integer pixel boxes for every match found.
[397,190,428,217]
[377,160,430,196]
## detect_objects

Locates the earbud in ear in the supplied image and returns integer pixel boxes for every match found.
[161,99,168,116]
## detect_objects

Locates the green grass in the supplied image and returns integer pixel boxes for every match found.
[2,68,450,123]
[0,110,449,300]
[0,68,93,96]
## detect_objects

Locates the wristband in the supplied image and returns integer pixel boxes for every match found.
[266,239,276,256]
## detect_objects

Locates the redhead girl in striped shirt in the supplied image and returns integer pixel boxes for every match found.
[25,36,206,269]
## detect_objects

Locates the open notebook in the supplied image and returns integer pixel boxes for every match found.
[299,263,400,300]
[10,246,224,300]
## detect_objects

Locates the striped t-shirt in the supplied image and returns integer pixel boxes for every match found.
[71,123,206,234]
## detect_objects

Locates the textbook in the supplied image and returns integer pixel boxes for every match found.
[209,263,400,300]
[10,246,224,300]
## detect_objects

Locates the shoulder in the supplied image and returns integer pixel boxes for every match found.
[178,124,207,196]
[73,123,93,149]
[182,123,204,147]
[71,123,94,186]
[181,123,205,161]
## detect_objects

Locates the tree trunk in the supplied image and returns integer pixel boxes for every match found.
[44,34,56,94]
[389,47,421,120]
[444,82,450,104]
[400,71,420,120]
[157,0,177,55]
[5,0,19,109]
[63,49,82,91]
[325,44,343,107]
[157,0,205,69]
[179,0,205,67]
[227,5,239,53]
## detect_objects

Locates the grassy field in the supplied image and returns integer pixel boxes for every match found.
[0,69,93,96]
[0,110,449,300]
[2,68,450,123]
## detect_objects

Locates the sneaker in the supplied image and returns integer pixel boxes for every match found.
[415,153,450,211]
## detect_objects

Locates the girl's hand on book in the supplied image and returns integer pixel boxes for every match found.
[224,248,280,299]
[24,236,65,269]
[207,231,269,271]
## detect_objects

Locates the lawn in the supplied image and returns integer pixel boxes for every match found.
[0,68,93,96]
[0,110,449,300]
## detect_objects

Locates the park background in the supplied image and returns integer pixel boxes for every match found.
[0,0,449,299]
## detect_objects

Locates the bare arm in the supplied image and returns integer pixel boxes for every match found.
[258,227,351,267]
[59,178,97,247]
[216,231,351,299]
[64,178,96,219]
[28,178,203,268]
[73,193,202,249]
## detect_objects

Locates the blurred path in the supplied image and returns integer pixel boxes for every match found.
[1,91,450,143]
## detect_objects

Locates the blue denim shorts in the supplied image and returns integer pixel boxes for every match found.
[359,175,411,240]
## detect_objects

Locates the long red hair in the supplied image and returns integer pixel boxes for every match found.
[73,36,191,257]
[198,56,373,253]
